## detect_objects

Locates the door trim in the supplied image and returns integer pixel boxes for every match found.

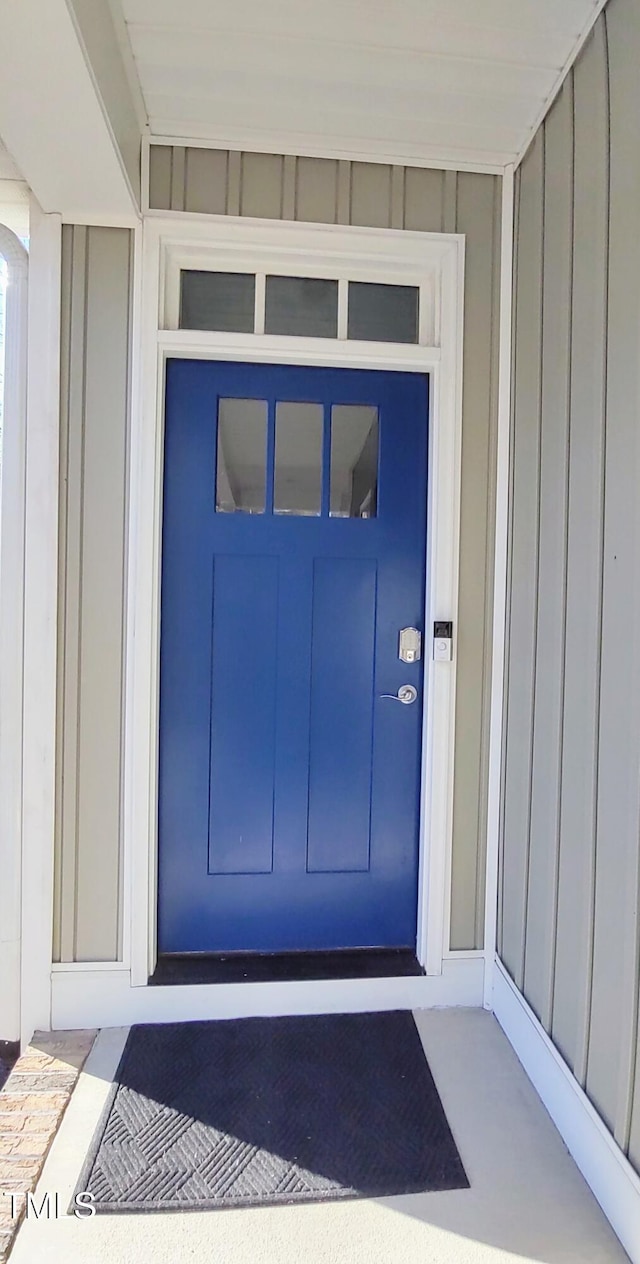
[125,215,465,997]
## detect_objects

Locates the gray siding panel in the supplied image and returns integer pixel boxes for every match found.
[295,157,338,224]
[55,226,131,963]
[586,0,640,1142]
[503,0,640,1177]
[500,132,544,987]
[185,148,228,215]
[449,172,500,948]
[349,162,393,228]
[148,144,172,211]
[551,25,609,1081]
[403,168,444,232]
[522,80,573,1028]
[240,152,284,219]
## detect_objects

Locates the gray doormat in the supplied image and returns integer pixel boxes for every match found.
[74,1012,468,1212]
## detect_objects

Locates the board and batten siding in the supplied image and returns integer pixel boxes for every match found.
[54,225,132,963]
[54,151,501,963]
[150,146,502,954]
[499,0,640,1174]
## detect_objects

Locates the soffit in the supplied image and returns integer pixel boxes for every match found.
[120,0,603,169]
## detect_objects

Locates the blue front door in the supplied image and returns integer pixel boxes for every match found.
[158,360,428,953]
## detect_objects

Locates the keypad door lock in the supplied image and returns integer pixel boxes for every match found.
[399,627,422,663]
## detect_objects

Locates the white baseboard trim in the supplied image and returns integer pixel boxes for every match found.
[50,956,484,1030]
[493,957,640,1264]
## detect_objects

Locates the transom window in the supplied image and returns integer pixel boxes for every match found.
[215,398,379,518]
[180,270,419,344]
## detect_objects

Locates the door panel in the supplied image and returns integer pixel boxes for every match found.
[208,554,278,876]
[307,557,377,874]
[158,360,428,954]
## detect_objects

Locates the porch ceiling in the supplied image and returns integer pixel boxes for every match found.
[120,0,603,170]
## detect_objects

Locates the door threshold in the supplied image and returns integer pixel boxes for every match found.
[149,949,425,987]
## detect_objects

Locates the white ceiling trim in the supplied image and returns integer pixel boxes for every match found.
[146,130,509,177]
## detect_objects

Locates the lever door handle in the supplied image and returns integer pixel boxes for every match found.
[379,685,418,705]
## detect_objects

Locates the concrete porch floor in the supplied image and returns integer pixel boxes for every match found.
[10,1009,628,1264]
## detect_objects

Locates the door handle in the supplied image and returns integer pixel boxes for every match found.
[379,685,418,705]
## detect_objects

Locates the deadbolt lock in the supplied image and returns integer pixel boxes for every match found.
[399,627,422,663]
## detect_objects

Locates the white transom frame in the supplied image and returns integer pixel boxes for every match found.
[124,213,465,994]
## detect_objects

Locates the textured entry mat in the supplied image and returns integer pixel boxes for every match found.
[75,1012,468,1212]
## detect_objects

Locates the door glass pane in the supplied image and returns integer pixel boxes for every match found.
[274,402,323,516]
[347,282,419,344]
[265,276,338,338]
[180,271,255,332]
[216,398,267,513]
[330,405,379,518]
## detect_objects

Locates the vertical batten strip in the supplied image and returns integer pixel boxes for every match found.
[390,166,405,229]
[548,71,575,1039]
[497,166,521,963]
[170,147,186,213]
[477,173,503,958]
[282,156,296,221]
[579,16,608,1102]
[520,123,546,999]
[443,171,458,234]
[226,151,241,216]
[336,161,351,225]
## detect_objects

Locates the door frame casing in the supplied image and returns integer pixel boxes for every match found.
[56,213,468,1015]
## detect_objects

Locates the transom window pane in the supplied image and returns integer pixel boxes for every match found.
[216,398,267,513]
[180,271,255,332]
[265,276,338,338]
[330,405,379,518]
[274,402,324,516]
[347,282,419,344]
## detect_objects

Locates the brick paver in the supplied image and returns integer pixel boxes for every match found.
[0,1030,96,1263]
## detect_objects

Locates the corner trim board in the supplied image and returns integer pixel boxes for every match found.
[20,204,62,1044]
[492,958,640,1264]
[483,164,515,1006]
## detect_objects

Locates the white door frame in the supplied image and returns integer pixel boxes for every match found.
[52,212,473,1027]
